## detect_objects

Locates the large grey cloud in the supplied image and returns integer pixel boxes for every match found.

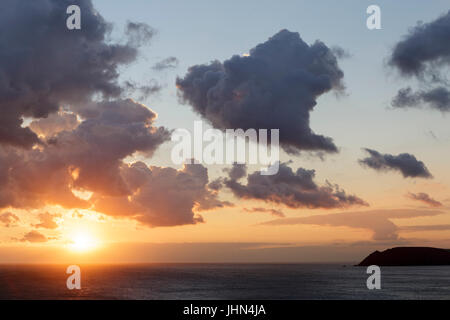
[176,29,345,154]
[223,162,367,209]
[359,148,432,179]
[389,11,450,111]
[0,0,154,148]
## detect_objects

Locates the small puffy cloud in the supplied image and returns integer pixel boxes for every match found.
[359,148,432,179]
[32,212,61,230]
[224,162,367,209]
[0,212,20,227]
[19,230,48,243]
[176,29,346,154]
[406,192,442,208]
[152,57,179,71]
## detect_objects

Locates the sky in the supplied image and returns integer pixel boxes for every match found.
[0,0,450,263]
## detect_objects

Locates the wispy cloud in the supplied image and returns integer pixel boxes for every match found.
[406,192,443,207]
[260,209,445,241]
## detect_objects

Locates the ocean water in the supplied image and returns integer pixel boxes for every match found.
[0,264,448,300]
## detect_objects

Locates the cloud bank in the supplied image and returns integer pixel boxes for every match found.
[0,0,229,229]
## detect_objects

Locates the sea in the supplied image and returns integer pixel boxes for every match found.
[0,264,448,300]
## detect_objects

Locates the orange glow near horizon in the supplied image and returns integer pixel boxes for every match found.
[68,231,100,252]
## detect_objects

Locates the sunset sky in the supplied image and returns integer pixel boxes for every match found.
[1,0,450,263]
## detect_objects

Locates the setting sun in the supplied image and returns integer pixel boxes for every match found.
[69,232,99,252]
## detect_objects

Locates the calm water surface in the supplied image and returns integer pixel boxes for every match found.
[0,264,448,299]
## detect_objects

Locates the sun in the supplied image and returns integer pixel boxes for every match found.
[69,232,98,252]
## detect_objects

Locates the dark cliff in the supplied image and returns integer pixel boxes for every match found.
[358,247,450,266]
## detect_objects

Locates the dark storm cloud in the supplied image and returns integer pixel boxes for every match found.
[224,162,367,209]
[176,29,346,154]
[0,0,155,148]
[389,11,450,111]
[407,192,442,208]
[359,148,432,179]
[152,57,179,71]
